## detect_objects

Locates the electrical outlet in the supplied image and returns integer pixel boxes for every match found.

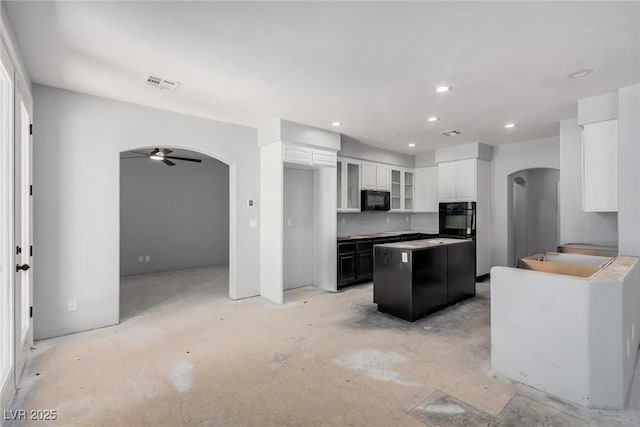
[68,299,78,312]
[287,218,293,226]
[145,255,151,262]
[628,339,631,357]
[249,219,258,228]
[138,256,144,263]
[341,217,346,225]
[247,199,254,207]
[633,324,635,340]
[405,216,409,222]
[386,216,390,224]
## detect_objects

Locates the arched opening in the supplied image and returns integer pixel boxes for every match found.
[507,168,560,267]
[118,147,231,320]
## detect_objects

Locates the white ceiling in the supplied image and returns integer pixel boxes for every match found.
[6,1,640,154]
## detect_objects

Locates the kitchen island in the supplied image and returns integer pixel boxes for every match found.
[373,238,475,321]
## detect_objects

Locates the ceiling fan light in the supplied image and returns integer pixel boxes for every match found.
[150,154,163,160]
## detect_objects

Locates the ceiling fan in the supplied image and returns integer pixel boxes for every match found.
[125,148,203,166]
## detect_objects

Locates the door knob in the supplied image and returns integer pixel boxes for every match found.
[16,264,30,272]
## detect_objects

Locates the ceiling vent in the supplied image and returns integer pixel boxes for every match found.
[146,75,181,92]
[441,130,461,137]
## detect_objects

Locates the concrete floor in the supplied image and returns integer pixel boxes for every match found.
[8,265,640,426]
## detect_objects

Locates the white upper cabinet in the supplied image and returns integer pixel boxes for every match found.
[414,167,438,212]
[376,165,390,191]
[389,168,414,212]
[438,163,457,202]
[337,158,361,212]
[283,145,312,165]
[283,145,336,167]
[438,159,477,202]
[361,162,377,190]
[390,169,402,211]
[403,170,414,211]
[362,162,390,191]
[582,119,618,212]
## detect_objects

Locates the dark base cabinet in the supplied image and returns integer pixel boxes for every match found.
[338,233,437,288]
[373,240,476,322]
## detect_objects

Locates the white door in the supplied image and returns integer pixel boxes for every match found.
[0,40,16,408]
[14,82,33,384]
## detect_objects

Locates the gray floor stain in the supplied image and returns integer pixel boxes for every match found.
[333,349,420,386]
[342,283,490,338]
[499,394,590,427]
[272,353,290,368]
[411,391,496,426]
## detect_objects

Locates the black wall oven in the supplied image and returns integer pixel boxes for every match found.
[361,190,390,211]
[439,202,476,239]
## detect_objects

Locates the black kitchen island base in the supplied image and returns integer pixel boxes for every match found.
[373,238,475,322]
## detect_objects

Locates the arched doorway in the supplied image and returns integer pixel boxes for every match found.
[118,147,230,320]
[507,168,560,267]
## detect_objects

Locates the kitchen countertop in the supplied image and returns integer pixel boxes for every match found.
[337,230,439,241]
[377,238,472,250]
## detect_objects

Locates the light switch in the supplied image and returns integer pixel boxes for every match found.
[145,255,151,262]
[249,219,258,228]
[138,256,144,263]
[401,252,408,263]
[341,217,346,225]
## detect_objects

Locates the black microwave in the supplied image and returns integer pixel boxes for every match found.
[361,190,390,211]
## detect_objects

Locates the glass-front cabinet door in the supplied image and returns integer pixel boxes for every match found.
[404,170,414,211]
[337,161,343,210]
[337,158,361,212]
[346,161,360,211]
[390,169,402,211]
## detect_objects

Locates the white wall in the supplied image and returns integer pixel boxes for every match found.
[120,154,229,276]
[33,85,260,339]
[339,135,414,169]
[414,150,436,168]
[491,137,560,267]
[283,167,313,290]
[259,141,283,304]
[410,213,439,233]
[559,118,618,247]
[526,169,560,256]
[618,85,640,257]
[337,212,412,236]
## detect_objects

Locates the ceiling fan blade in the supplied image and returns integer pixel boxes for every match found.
[130,150,150,156]
[164,155,202,163]
[150,148,160,156]
[120,155,149,159]
[162,159,176,166]
[159,148,173,156]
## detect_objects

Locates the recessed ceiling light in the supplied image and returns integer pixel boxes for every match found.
[504,123,516,129]
[408,143,416,147]
[436,86,451,93]
[427,117,439,122]
[567,68,593,79]
[331,121,342,127]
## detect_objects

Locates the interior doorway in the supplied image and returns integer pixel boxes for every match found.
[508,168,560,267]
[119,148,230,320]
